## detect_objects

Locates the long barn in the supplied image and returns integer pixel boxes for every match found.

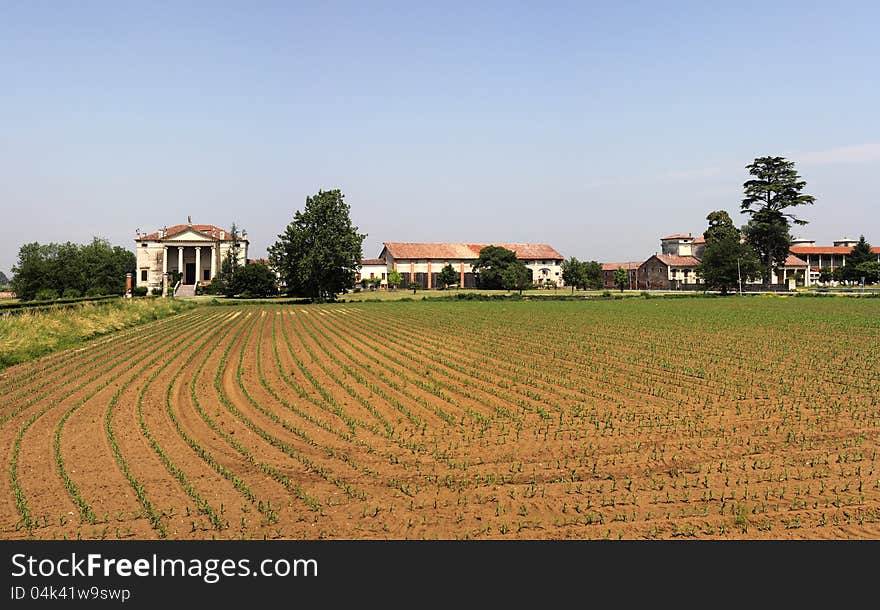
[370,242,565,289]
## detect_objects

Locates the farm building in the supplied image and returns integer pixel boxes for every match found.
[356,258,389,287]
[634,232,812,289]
[365,242,565,288]
[601,262,640,289]
[790,238,880,284]
[135,220,248,295]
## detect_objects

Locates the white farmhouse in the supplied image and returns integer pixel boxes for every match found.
[135,220,249,295]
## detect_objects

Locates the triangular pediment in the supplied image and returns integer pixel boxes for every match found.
[164,228,214,242]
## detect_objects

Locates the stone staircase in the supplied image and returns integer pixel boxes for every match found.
[174,283,196,298]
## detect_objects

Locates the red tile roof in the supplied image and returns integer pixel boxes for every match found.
[790,245,880,255]
[692,236,706,244]
[381,242,563,261]
[360,258,387,266]
[785,254,808,267]
[137,224,246,241]
[601,262,642,271]
[660,233,694,240]
[649,254,701,267]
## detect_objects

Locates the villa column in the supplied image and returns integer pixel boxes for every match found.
[427,260,432,289]
[162,246,168,276]
[210,244,217,280]
[460,262,464,288]
[177,247,183,277]
[195,247,201,284]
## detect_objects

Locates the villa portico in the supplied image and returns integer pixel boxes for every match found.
[134,220,248,294]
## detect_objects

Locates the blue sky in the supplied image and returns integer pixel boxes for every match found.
[2,1,879,275]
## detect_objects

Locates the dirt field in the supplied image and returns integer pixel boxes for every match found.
[2,297,879,539]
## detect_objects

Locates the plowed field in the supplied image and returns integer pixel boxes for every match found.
[3,298,879,539]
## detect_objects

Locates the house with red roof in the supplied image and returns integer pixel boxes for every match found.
[134,219,249,296]
[358,242,564,289]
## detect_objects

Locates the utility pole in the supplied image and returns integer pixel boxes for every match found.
[737,257,743,295]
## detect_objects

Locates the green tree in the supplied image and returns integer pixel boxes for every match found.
[842,236,874,283]
[818,267,833,284]
[697,238,761,294]
[387,269,403,290]
[234,262,278,297]
[855,261,880,284]
[697,211,760,294]
[740,156,815,285]
[269,189,366,301]
[582,260,603,290]
[614,267,628,292]
[472,246,520,289]
[11,238,134,300]
[704,210,740,244]
[438,263,458,289]
[561,257,584,294]
[501,260,532,294]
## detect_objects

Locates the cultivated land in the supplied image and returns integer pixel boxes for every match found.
[1,298,879,540]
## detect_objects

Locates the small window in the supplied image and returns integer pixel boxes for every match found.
[382,273,386,280]
[141,243,148,248]
[140,269,148,282]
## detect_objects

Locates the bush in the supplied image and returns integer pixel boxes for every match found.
[85,287,105,297]
[62,288,82,299]
[132,286,148,297]
[151,287,162,296]
[35,288,59,301]
[602,290,612,298]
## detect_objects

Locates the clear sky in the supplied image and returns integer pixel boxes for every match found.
[2,1,879,276]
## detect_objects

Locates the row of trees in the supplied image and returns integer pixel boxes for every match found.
[12,238,136,300]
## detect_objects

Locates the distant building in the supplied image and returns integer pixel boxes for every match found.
[638,254,702,289]
[135,221,248,294]
[601,262,640,289]
[361,242,565,288]
[357,258,389,287]
[790,238,880,284]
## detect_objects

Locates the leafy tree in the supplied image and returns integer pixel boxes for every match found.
[501,260,532,294]
[387,269,403,290]
[11,238,135,300]
[582,261,603,290]
[697,211,761,294]
[472,246,520,289]
[234,262,278,297]
[832,267,844,284]
[740,156,815,285]
[368,276,383,290]
[561,257,584,293]
[855,261,880,284]
[704,211,740,244]
[614,267,628,292]
[818,267,833,284]
[438,263,458,289]
[269,189,366,301]
[842,236,874,283]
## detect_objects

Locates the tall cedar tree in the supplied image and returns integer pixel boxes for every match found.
[740,156,815,285]
[269,189,365,301]
[843,235,874,283]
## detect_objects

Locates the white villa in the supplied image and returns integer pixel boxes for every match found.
[135,220,249,295]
